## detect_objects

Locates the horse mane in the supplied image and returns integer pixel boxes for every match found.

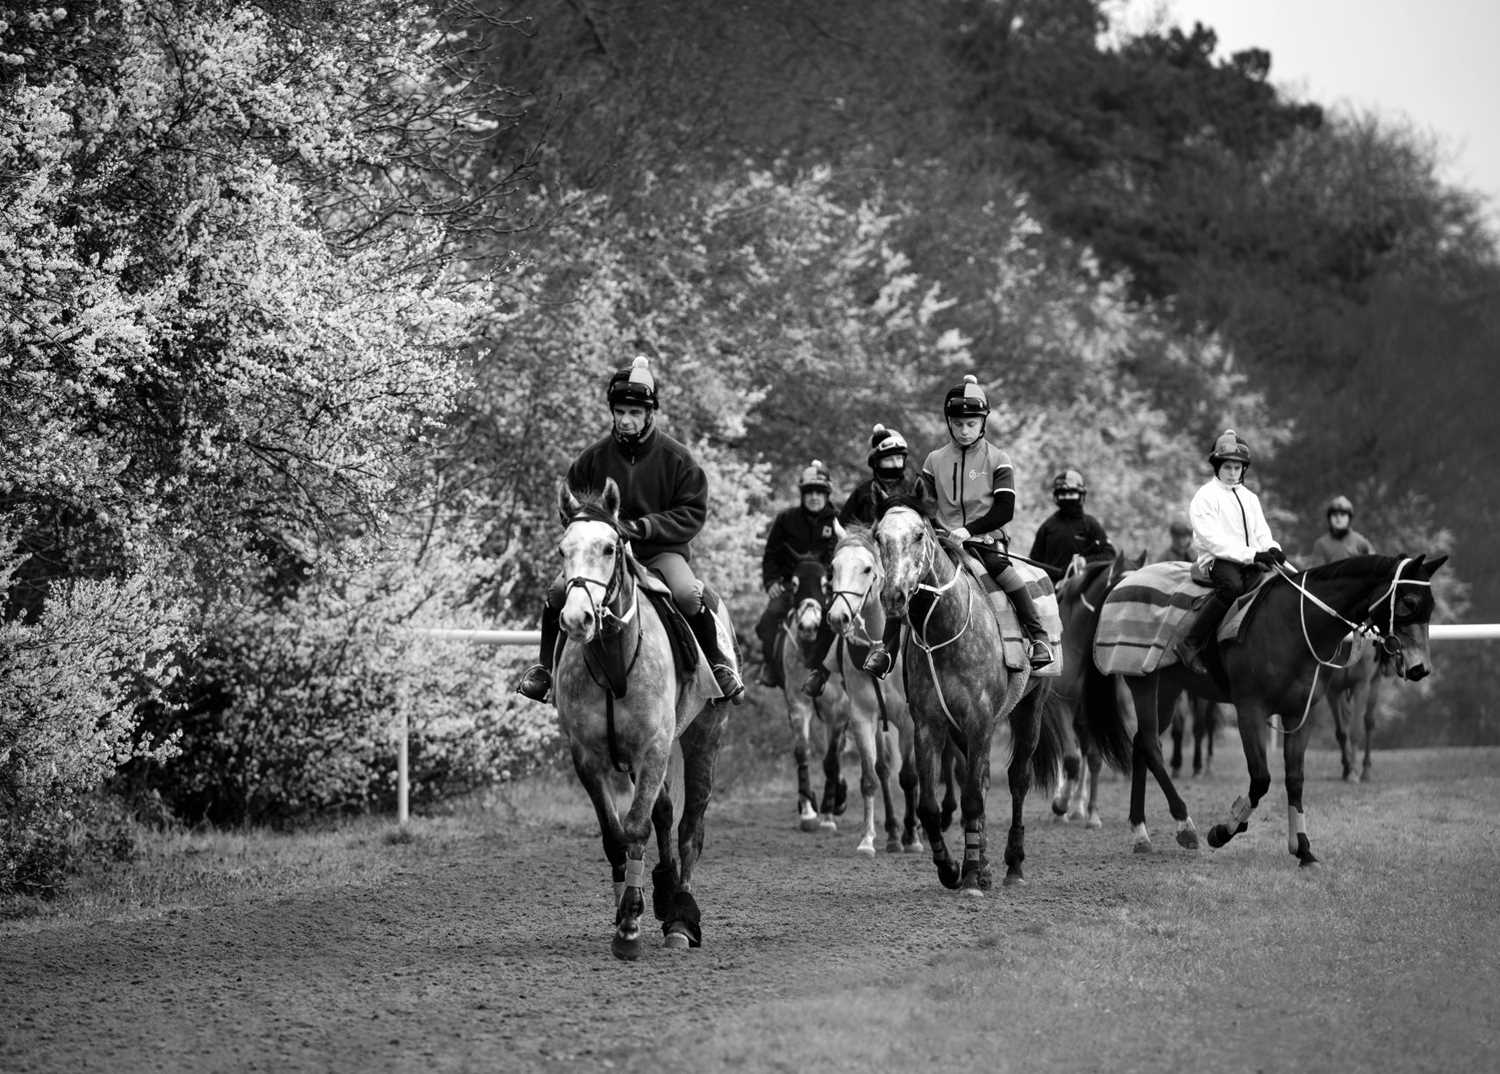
[874,491,934,521]
[1297,553,1404,584]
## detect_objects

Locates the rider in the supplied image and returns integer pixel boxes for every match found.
[1173,429,1286,676]
[840,423,921,526]
[1028,467,1115,580]
[515,355,745,705]
[1308,494,1376,566]
[1155,517,1195,564]
[864,374,1054,676]
[799,424,922,699]
[754,460,840,690]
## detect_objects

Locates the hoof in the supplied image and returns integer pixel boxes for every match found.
[818,816,838,833]
[885,838,902,854]
[903,838,924,854]
[1132,839,1153,855]
[959,886,984,899]
[1176,828,1199,851]
[1298,857,1321,870]
[936,861,962,890]
[1207,824,1232,849]
[1085,814,1102,830]
[798,811,821,832]
[1050,798,1068,817]
[856,839,876,858]
[611,933,643,961]
[1002,871,1025,887]
[662,931,691,950]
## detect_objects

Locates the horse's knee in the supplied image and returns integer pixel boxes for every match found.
[1249,773,1272,803]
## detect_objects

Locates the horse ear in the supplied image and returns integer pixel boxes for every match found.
[558,481,581,523]
[1421,553,1448,577]
[833,517,847,542]
[601,477,622,518]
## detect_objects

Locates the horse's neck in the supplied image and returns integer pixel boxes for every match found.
[1282,571,1378,644]
[915,539,982,631]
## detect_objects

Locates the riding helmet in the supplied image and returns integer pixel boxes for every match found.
[867,424,909,470]
[799,460,832,494]
[1326,494,1354,517]
[606,355,659,410]
[1052,468,1086,502]
[943,374,991,419]
[1208,429,1251,470]
[1169,518,1193,538]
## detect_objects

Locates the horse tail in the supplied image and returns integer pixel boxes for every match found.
[1082,664,1133,774]
[1028,682,1070,794]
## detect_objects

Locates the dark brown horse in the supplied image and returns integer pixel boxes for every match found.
[1052,549,1142,828]
[873,493,1064,892]
[553,480,735,958]
[1102,553,1446,865]
[1169,696,1225,778]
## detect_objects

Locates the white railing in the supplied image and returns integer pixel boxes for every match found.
[395,622,1498,822]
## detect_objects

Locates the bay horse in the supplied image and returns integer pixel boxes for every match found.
[553,479,735,959]
[1052,549,1142,829]
[873,493,1065,893]
[774,554,851,833]
[1105,553,1446,865]
[824,522,928,856]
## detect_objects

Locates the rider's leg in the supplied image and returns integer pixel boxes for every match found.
[755,589,791,687]
[862,617,903,679]
[1174,559,1248,675]
[656,553,745,704]
[516,578,565,701]
[802,621,836,697]
[995,561,1053,668]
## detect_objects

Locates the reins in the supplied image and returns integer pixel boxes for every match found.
[564,524,643,774]
[903,526,975,736]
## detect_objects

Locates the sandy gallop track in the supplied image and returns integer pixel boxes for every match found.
[4,749,1499,1073]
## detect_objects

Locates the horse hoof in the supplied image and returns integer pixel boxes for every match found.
[1132,840,1153,855]
[611,934,642,961]
[856,841,876,858]
[1206,824,1232,849]
[1086,815,1102,830]
[799,815,821,833]
[1176,829,1199,851]
[1002,872,1025,887]
[818,817,838,833]
[885,838,902,854]
[959,886,984,899]
[904,839,924,854]
[662,931,691,950]
[1050,799,1068,817]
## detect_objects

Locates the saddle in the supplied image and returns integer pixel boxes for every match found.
[623,551,728,701]
[953,546,1063,678]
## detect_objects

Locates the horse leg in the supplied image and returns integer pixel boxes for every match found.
[609,743,671,961]
[650,784,679,924]
[1208,701,1273,850]
[573,749,630,924]
[1360,673,1380,782]
[997,693,1044,888]
[850,710,881,857]
[789,701,819,831]
[1084,745,1103,829]
[1127,677,1196,853]
[958,742,994,895]
[1331,686,1356,782]
[664,708,728,948]
[818,720,848,832]
[940,741,959,832]
[1282,708,1319,867]
[913,720,960,889]
[899,736,924,853]
[875,722,902,853]
[1054,750,1081,821]
[1169,695,1186,777]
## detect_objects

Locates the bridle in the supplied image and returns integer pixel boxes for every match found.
[562,520,639,640]
[885,514,975,735]
[1268,556,1431,734]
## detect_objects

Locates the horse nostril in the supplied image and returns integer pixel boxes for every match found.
[1407,665,1429,682]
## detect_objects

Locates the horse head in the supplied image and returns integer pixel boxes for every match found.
[1367,553,1448,681]
[788,552,829,643]
[872,487,941,620]
[556,478,631,645]
[826,519,883,639]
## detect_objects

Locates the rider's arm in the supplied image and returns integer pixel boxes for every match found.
[761,513,792,589]
[964,456,1015,538]
[632,452,708,546]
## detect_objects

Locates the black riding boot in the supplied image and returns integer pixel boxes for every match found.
[516,604,561,701]
[1175,591,1233,676]
[802,623,836,698]
[1005,581,1054,669]
[689,608,745,705]
[862,618,903,679]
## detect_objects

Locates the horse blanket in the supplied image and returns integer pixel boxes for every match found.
[959,552,1064,678]
[1094,562,1277,675]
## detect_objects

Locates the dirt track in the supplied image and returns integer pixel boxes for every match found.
[3,746,1498,1074]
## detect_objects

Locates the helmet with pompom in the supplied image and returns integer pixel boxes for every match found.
[1052,468,1086,503]
[798,459,832,494]
[606,355,659,410]
[867,424,909,470]
[1326,494,1354,517]
[1207,429,1251,470]
[943,374,990,419]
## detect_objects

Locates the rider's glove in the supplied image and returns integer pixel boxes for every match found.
[766,579,787,599]
[1253,549,1277,568]
[620,519,645,542]
[1269,547,1287,565]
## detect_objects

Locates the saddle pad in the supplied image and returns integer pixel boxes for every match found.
[1094,562,1210,675]
[627,553,727,701]
[960,553,1063,678]
[1216,569,1278,645]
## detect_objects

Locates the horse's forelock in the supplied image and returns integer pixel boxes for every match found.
[563,496,622,532]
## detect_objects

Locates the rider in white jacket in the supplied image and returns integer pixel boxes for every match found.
[1175,430,1286,675]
